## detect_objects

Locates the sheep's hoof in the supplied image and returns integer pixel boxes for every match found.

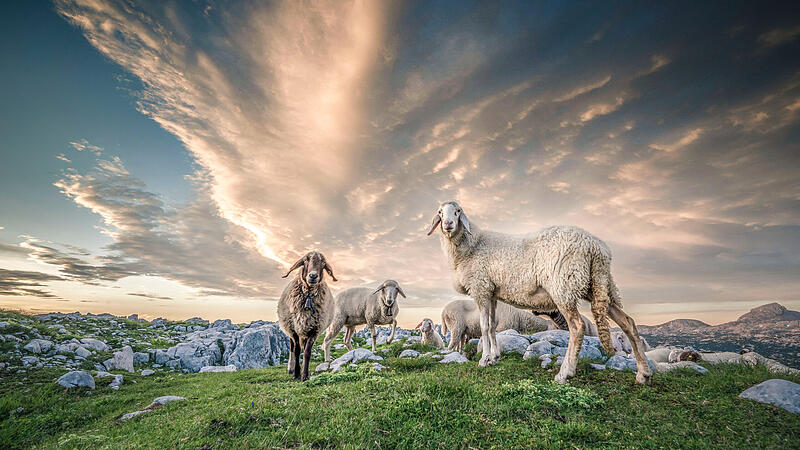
[478,356,491,367]
[554,373,569,384]
[636,371,652,385]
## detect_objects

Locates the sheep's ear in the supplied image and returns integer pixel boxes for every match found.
[396,286,406,298]
[426,214,441,236]
[323,263,337,282]
[282,257,305,278]
[459,213,471,234]
[415,322,422,329]
[371,283,385,296]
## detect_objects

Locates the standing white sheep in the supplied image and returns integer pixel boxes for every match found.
[427,201,652,385]
[415,318,446,349]
[322,280,406,362]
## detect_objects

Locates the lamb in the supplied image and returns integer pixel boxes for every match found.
[415,318,446,349]
[277,251,337,381]
[322,280,406,361]
[441,299,551,353]
[427,201,652,385]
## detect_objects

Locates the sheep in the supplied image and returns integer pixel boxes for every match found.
[427,201,652,385]
[415,318,446,349]
[611,330,650,354]
[322,280,406,361]
[277,251,337,381]
[441,299,551,353]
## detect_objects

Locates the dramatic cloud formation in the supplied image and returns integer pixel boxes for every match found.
[1,1,798,324]
[0,268,63,298]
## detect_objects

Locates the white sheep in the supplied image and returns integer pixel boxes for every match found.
[441,299,551,353]
[322,280,406,361]
[427,201,652,385]
[415,318,446,349]
[276,251,336,381]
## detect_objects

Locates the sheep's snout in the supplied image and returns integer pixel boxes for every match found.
[306,271,319,285]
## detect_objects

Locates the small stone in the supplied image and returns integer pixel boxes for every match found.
[199,365,237,373]
[140,369,155,376]
[399,349,420,358]
[439,353,469,364]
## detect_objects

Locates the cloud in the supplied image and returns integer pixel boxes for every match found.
[758,25,800,47]
[43,1,800,322]
[0,268,63,298]
[127,292,173,301]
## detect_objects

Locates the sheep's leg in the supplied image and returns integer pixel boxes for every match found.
[478,303,496,367]
[301,333,316,382]
[460,333,467,353]
[288,337,296,375]
[370,324,378,352]
[608,304,653,385]
[322,319,344,362]
[488,298,500,364]
[387,320,397,344]
[555,307,584,384]
[292,333,302,379]
[343,326,354,351]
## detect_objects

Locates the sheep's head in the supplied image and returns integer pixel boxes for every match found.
[282,251,337,288]
[427,201,471,238]
[372,279,405,316]
[415,318,434,333]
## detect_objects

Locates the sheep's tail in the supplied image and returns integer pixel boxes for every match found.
[441,310,449,336]
[590,256,616,355]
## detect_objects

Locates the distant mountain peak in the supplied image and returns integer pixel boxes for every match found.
[737,302,800,322]
[647,318,710,331]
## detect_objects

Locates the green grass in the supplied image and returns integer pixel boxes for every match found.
[1,350,798,449]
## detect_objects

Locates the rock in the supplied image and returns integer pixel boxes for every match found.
[80,338,109,352]
[141,369,155,376]
[113,346,135,373]
[605,355,637,371]
[222,323,289,370]
[154,349,170,364]
[23,339,53,354]
[327,348,383,371]
[21,356,40,366]
[540,355,552,368]
[590,363,606,371]
[96,371,112,378]
[75,346,91,359]
[315,362,330,372]
[185,317,209,325]
[478,333,531,355]
[578,344,604,361]
[109,374,124,390]
[133,352,149,365]
[211,319,235,330]
[334,344,346,350]
[439,353,469,364]
[523,341,554,360]
[103,358,115,371]
[181,355,217,373]
[739,379,800,414]
[127,314,139,321]
[57,371,95,389]
[529,330,570,347]
[399,349,420,358]
[120,396,185,421]
[199,365,237,373]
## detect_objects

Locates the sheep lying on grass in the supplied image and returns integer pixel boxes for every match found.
[322,280,406,361]
[428,201,652,385]
[416,318,446,349]
[277,251,336,381]
[441,299,551,353]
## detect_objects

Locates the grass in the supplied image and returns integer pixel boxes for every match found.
[1,347,799,449]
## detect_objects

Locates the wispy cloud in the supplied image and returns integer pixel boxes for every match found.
[0,268,63,298]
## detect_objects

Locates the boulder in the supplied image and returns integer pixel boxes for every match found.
[80,338,109,352]
[578,344,604,361]
[211,319,235,330]
[113,346,135,373]
[133,352,149,365]
[222,323,289,370]
[75,346,91,359]
[141,369,155,376]
[199,365,237,373]
[739,379,800,414]
[326,348,383,371]
[399,349,420,358]
[439,352,469,364]
[57,371,95,389]
[478,333,531,355]
[529,330,570,347]
[605,355,637,371]
[523,341,554,360]
[127,314,139,321]
[23,339,53,354]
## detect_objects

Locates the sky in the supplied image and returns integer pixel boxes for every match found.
[1,0,799,326]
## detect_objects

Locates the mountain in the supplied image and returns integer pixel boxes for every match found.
[639,318,709,333]
[736,302,800,322]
